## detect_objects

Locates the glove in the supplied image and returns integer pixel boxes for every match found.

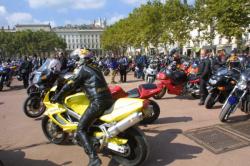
[51,94,62,104]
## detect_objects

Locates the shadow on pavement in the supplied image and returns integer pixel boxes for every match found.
[2,85,24,92]
[145,129,203,166]
[162,95,197,101]
[227,114,250,123]
[208,105,223,110]
[0,102,4,105]
[106,128,203,166]
[154,116,193,125]
[0,149,72,166]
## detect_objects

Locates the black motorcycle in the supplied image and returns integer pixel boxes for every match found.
[205,67,240,109]
[219,69,250,122]
[23,59,71,118]
[0,64,12,91]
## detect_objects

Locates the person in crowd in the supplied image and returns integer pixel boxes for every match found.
[118,55,129,83]
[212,48,227,72]
[59,52,68,71]
[48,53,62,72]
[134,52,146,79]
[198,49,212,105]
[51,49,113,166]
[109,56,118,84]
[19,56,32,88]
[32,54,39,71]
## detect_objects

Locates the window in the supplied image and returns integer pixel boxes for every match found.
[68,39,70,43]
[76,39,78,43]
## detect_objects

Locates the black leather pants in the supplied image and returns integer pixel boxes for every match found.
[77,99,114,157]
[199,79,208,102]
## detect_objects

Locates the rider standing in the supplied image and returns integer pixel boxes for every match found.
[51,49,114,166]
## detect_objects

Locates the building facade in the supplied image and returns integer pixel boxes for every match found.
[53,27,104,55]
[1,18,107,55]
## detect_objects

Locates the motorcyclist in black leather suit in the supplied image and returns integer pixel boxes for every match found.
[51,49,114,166]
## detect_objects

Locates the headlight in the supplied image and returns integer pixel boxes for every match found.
[209,79,217,85]
[32,74,40,84]
[237,80,247,90]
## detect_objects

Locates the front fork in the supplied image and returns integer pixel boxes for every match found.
[222,87,247,113]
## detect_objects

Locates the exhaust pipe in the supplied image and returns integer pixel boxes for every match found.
[107,112,143,137]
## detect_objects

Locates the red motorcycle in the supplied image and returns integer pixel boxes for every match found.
[109,83,162,124]
[154,66,200,99]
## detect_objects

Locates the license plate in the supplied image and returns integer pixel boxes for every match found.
[228,96,238,105]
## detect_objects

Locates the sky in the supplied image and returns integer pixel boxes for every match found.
[0,0,195,28]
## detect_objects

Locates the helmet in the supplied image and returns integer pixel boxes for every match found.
[79,49,94,59]
[70,48,94,61]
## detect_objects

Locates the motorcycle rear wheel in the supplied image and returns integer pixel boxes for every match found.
[219,102,235,122]
[153,87,166,99]
[23,95,45,118]
[140,100,160,124]
[111,127,149,166]
[42,116,68,144]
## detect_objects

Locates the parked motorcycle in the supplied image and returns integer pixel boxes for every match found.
[219,68,250,122]
[154,63,199,99]
[109,83,163,124]
[0,63,12,91]
[205,67,240,109]
[144,60,158,83]
[23,59,71,118]
[42,86,151,166]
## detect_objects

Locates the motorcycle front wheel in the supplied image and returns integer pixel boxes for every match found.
[219,102,235,122]
[140,100,160,124]
[111,127,149,166]
[153,87,166,99]
[42,116,68,144]
[205,93,218,109]
[23,95,45,118]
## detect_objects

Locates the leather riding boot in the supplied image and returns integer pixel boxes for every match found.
[77,131,102,166]
[199,95,206,105]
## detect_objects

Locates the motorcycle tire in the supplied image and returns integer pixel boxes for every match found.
[191,93,200,99]
[27,85,38,95]
[140,100,160,124]
[42,116,68,144]
[205,93,217,109]
[219,102,235,122]
[6,82,11,87]
[23,95,45,118]
[112,126,149,166]
[153,87,166,100]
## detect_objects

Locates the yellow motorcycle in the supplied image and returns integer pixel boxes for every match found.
[42,86,152,165]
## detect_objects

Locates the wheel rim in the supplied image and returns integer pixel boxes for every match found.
[26,97,42,115]
[46,119,64,141]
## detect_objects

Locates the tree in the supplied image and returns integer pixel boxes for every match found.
[205,0,250,44]
[161,0,192,47]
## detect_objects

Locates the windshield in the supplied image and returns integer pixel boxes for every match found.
[37,59,52,72]
[216,67,228,76]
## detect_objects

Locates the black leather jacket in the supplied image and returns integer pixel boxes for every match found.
[198,57,212,81]
[54,62,112,102]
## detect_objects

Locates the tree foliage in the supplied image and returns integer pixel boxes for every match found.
[0,30,66,57]
[102,0,250,52]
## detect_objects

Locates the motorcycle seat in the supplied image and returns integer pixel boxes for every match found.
[139,83,157,90]
[100,98,144,122]
[127,88,140,98]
